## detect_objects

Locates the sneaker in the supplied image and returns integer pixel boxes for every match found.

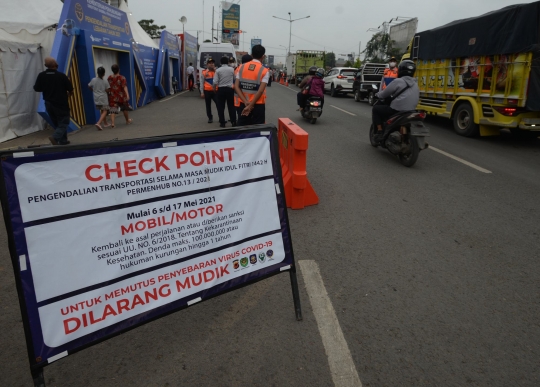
[48,136,59,145]
[208,118,213,123]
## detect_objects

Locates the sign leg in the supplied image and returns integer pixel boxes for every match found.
[32,368,45,387]
[289,267,303,321]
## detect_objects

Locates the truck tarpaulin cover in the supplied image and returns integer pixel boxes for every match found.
[415,2,540,111]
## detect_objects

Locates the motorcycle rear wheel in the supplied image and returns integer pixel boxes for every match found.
[398,135,420,167]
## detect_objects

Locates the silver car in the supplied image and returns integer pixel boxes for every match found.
[323,67,358,97]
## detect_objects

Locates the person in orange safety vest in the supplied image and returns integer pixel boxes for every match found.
[233,45,269,126]
[381,56,399,91]
[200,58,217,123]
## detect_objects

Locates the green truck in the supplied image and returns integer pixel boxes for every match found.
[286,50,326,85]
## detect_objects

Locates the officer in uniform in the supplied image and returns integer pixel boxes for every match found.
[200,58,217,123]
[381,56,399,91]
[234,45,270,126]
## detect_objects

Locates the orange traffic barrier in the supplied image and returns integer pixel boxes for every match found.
[277,118,319,209]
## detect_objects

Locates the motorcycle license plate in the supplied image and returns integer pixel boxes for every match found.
[410,121,430,136]
[311,107,322,111]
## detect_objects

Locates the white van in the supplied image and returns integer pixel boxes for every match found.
[197,42,237,84]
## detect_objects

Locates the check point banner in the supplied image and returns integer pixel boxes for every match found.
[0,127,294,367]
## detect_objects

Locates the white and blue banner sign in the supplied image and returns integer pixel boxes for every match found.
[0,127,294,368]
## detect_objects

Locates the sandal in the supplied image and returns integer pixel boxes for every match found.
[103,123,111,128]
[95,123,103,131]
[126,119,133,125]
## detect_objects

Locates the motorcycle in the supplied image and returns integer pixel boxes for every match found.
[369,101,430,167]
[301,96,323,124]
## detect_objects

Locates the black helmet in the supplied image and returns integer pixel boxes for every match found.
[398,60,416,77]
[309,66,317,75]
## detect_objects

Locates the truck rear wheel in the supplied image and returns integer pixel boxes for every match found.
[354,90,361,102]
[453,103,479,137]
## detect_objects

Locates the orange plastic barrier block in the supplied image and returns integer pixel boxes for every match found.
[277,118,319,209]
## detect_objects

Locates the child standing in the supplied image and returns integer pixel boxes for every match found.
[88,67,110,130]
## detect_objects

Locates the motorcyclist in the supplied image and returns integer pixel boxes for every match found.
[372,60,420,142]
[297,66,318,110]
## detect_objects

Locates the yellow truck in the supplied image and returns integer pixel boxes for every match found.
[403,2,540,137]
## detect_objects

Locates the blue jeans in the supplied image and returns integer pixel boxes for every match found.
[45,101,70,144]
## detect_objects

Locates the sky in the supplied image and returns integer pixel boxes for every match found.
[127,0,537,65]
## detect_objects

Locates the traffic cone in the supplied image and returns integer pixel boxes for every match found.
[285,79,289,87]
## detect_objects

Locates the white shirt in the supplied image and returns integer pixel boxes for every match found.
[252,59,270,83]
[186,66,194,75]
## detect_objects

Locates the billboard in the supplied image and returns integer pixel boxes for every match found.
[268,55,274,66]
[0,126,300,379]
[389,18,418,53]
[222,2,240,47]
[251,39,262,52]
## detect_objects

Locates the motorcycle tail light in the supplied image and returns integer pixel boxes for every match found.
[407,111,426,119]
[313,101,320,106]
[386,117,398,125]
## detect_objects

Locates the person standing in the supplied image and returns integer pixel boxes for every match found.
[33,56,73,145]
[229,57,237,69]
[214,57,237,127]
[234,45,269,126]
[381,57,399,91]
[107,64,133,127]
[267,67,273,87]
[186,62,195,91]
[201,58,217,123]
[88,66,111,130]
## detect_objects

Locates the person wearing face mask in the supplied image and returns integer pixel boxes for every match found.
[381,56,399,91]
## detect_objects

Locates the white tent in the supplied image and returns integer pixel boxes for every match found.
[0,0,62,56]
[0,0,62,142]
[119,1,159,49]
[0,30,44,142]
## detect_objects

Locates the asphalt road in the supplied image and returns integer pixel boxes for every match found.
[1,84,539,387]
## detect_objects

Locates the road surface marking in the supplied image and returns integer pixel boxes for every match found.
[330,105,357,116]
[277,83,298,92]
[159,90,188,102]
[429,146,492,174]
[299,260,363,387]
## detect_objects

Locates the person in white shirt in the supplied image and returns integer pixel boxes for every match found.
[186,63,195,91]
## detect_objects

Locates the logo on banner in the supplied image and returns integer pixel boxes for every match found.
[233,259,240,269]
[258,253,266,263]
[125,22,130,35]
[90,35,101,43]
[75,3,84,22]
[250,254,257,265]
[240,257,249,267]
[267,250,274,260]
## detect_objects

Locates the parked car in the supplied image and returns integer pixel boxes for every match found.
[323,67,358,97]
[351,63,386,105]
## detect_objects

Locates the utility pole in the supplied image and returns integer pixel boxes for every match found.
[212,6,214,42]
[272,13,310,56]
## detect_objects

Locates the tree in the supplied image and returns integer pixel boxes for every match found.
[353,58,362,68]
[344,60,352,67]
[138,19,166,39]
[325,52,336,68]
[362,32,404,63]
